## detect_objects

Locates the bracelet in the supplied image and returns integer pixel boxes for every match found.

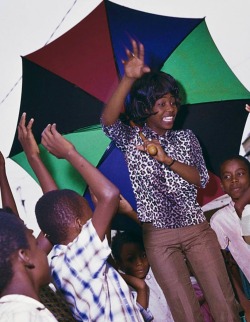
[168,159,176,168]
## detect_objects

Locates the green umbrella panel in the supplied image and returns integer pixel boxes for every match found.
[10,125,110,195]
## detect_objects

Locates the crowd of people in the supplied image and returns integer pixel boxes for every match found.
[0,39,249,322]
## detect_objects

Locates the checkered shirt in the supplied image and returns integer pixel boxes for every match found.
[50,219,143,322]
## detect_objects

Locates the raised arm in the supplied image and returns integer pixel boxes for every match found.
[101,40,150,126]
[18,113,58,193]
[18,113,58,254]
[41,123,120,240]
[0,152,19,216]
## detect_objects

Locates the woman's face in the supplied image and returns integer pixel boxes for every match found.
[118,242,149,279]
[146,93,178,136]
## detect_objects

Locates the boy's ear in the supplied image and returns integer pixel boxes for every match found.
[75,217,83,231]
[18,249,35,269]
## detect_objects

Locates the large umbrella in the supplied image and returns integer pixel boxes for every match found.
[84,15,250,213]
[9,0,203,197]
[9,2,250,230]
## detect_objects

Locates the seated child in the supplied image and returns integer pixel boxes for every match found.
[111,230,174,322]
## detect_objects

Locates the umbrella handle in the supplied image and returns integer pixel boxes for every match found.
[130,120,158,156]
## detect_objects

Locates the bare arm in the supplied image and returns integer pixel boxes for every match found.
[18,113,59,254]
[0,152,19,215]
[18,113,58,193]
[101,40,150,126]
[118,194,141,226]
[41,124,120,241]
[121,273,149,309]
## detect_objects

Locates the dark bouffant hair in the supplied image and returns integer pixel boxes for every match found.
[125,71,181,126]
[0,211,29,294]
[35,189,91,245]
[219,155,250,179]
[111,230,144,262]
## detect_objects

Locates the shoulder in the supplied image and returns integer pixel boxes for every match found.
[172,128,197,140]
[210,206,230,225]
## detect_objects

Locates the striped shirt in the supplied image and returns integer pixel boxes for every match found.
[50,219,143,322]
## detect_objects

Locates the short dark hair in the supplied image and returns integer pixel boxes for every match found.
[35,189,91,245]
[125,71,181,126]
[0,211,29,294]
[111,230,144,262]
[219,155,250,179]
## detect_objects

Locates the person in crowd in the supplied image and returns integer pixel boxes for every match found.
[101,38,240,321]
[210,155,250,320]
[0,209,58,322]
[0,124,76,322]
[18,113,145,321]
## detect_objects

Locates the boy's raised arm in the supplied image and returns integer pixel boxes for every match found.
[18,113,58,193]
[41,123,120,241]
[18,113,58,254]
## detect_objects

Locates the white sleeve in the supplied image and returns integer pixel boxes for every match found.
[241,205,250,236]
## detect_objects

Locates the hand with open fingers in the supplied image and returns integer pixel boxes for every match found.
[41,123,75,159]
[18,112,40,158]
[122,39,150,79]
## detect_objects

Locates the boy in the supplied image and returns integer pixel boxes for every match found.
[210,155,250,320]
[21,116,144,321]
[0,210,58,322]
[210,155,250,281]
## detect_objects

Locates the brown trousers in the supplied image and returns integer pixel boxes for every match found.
[142,221,240,322]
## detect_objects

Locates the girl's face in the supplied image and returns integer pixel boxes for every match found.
[146,93,178,136]
[118,242,149,279]
[220,159,250,201]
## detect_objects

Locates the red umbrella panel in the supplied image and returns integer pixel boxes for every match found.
[9,0,203,197]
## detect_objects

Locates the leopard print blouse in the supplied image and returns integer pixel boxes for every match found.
[102,119,209,229]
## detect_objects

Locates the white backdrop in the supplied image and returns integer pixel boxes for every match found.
[0,0,250,234]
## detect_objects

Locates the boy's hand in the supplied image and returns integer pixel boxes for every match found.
[41,123,75,159]
[122,39,150,80]
[18,112,40,159]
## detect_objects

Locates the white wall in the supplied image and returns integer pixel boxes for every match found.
[0,0,249,234]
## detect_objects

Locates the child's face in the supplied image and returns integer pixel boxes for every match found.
[146,93,178,135]
[119,242,149,279]
[220,159,250,201]
[25,228,51,286]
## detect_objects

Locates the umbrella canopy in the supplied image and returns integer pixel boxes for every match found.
[85,18,250,212]
[9,1,250,229]
[161,19,250,205]
[9,0,202,194]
